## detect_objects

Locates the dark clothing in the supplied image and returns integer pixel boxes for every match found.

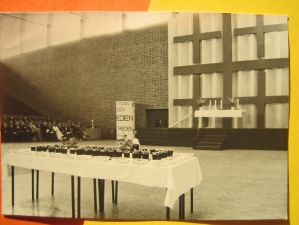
[1,124,10,142]
[154,120,162,128]
[40,124,48,141]
[12,124,22,142]
[22,124,32,142]
[73,126,83,140]
[61,126,73,140]
[45,126,58,142]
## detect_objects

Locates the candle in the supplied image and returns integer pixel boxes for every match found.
[214,100,217,109]
[237,99,239,110]
[220,99,223,110]
[209,100,211,110]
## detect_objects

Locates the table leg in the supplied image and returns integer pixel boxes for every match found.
[100,179,105,212]
[166,188,170,220]
[98,179,101,212]
[36,170,39,200]
[182,193,185,220]
[12,166,14,206]
[179,195,181,220]
[190,188,193,213]
[179,194,185,220]
[115,181,118,204]
[31,169,34,201]
[71,175,75,218]
[93,178,97,211]
[51,172,54,196]
[111,180,115,203]
[166,207,170,220]
[77,176,81,218]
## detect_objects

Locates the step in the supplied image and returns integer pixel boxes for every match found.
[193,146,221,150]
[195,142,222,146]
[197,137,225,142]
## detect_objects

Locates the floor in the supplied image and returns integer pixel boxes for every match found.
[1,140,288,221]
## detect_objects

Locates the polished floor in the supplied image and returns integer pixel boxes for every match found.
[1,140,288,220]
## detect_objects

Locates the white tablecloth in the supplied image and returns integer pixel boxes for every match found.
[195,109,246,117]
[2,151,202,209]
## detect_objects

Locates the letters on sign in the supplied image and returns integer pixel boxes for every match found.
[117,115,134,121]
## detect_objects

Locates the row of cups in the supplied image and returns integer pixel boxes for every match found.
[30,145,174,160]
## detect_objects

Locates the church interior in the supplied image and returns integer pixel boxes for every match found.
[0,12,288,221]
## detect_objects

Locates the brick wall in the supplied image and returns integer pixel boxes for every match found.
[0,24,168,138]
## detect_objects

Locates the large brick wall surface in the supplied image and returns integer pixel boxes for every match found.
[0,24,168,138]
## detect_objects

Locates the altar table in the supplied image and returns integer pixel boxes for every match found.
[195,109,246,118]
[2,150,202,219]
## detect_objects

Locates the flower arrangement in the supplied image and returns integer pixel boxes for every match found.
[62,137,78,148]
[118,134,133,152]
[196,97,206,107]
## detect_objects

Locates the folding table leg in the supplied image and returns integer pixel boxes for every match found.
[36,170,39,200]
[166,207,170,220]
[190,188,193,213]
[115,181,118,204]
[111,180,114,203]
[12,166,14,206]
[77,176,81,218]
[182,193,185,219]
[100,179,105,212]
[71,175,75,218]
[32,169,34,201]
[166,188,170,220]
[93,178,97,211]
[179,194,185,220]
[98,179,102,211]
[179,195,182,220]
[51,172,55,196]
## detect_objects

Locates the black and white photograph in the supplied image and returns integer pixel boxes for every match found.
[0,12,289,220]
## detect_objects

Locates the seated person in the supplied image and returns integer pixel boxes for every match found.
[132,129,141,150]
[12,120,22,142]
[45,122,57,142]
[1,121,10,142]
[61,124,73,140]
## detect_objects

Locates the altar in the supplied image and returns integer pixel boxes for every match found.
[194,109,246,128]
[194,110,246,118]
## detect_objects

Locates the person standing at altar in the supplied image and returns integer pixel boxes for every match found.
[154,119,163,128]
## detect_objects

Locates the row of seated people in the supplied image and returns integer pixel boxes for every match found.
[1,116,92,143]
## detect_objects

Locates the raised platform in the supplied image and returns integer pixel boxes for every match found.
[135,128,288,150]
[136,128,198,147]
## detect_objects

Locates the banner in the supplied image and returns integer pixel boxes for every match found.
[116,101,135,140]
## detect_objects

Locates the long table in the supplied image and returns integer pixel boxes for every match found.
[2,150,202,219]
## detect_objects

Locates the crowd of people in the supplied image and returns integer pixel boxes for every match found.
[1,115,92,143]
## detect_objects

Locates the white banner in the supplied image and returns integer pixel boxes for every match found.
[116,101,135,140]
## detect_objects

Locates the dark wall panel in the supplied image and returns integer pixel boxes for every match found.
[0,24,168,138]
